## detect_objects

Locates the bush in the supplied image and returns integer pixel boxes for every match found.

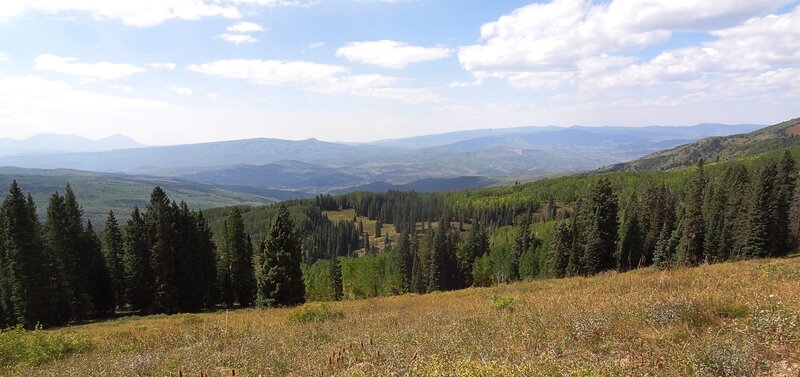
[491,296,517,312]
[287,304,345,323]
[0,325,93,368]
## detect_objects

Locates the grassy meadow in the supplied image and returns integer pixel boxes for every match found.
[3,257,799,376]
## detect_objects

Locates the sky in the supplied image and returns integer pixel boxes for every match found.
[0,0,798,146]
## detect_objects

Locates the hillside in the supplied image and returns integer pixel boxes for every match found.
[0,124,762,193]
[0,167,310,225]
[6,257,798,376]
[0,133,143,158]
[601,117,800,172]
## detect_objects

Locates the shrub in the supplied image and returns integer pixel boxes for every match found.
[287,304,345,323]
[0,325,93,368]
[491,296,517,312]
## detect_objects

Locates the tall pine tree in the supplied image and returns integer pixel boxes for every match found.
[257,205,305,307]
[103,211,125,309]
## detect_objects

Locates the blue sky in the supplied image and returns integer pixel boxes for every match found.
[0,0,798,145]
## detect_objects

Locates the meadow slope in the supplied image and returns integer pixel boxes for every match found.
[6,258,800,376]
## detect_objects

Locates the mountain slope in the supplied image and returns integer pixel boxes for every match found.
[600,117,800,172]
[0,167,310,226]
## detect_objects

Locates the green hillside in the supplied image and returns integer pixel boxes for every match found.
[0,167,299,225]
[601,117,800,172]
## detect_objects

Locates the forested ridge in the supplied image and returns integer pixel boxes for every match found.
[0,144,798,328]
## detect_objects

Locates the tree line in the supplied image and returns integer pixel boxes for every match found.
[0,184,305,328]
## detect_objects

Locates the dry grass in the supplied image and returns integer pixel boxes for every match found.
[8,258,800,376]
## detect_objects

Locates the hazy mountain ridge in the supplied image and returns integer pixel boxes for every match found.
[0,123,765,193]
[600,118,800,172]
[0,133,144,157]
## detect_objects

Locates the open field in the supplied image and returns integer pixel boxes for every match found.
[4,257,799,376]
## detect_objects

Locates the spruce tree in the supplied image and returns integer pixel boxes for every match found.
[743,163,778,259]
[257,205,305,307]
[654,217,682,269]
[427,218,448,292]
[511,214,532,281]
[220,208,255,308]
[84,221,114,315]
[195,211,218,309]
[616,195,643,272]
[394,230,413,292]
[103,211,125,309]
[549,221,572,278]
[462,221,489,286]
[581,179,619,275]
[679,160,706,266]
[566,201,585,277]
[146,187,178,314]
[1,181,58,327]
[774,151,796,256]
[329,256,343,301]
[123,207,152,312]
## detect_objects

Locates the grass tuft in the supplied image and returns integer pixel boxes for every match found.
[0,325,92,369]
[287,303,345,323]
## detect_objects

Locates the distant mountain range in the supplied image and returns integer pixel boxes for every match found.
[0,133,143,158]
[0,123,764,194]
[601,118,800,172]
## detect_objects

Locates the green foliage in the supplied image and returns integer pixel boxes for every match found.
[341,252,401,299]
[490,296,517,312]
[0,325,92,368]
[286,303,344,323]
[257,205,305,307]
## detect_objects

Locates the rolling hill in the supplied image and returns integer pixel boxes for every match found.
[0,167,311,226]
[0,133,143,158]
[601,117,800,172]
[0,123,764,193]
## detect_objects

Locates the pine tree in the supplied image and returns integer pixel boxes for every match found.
[774,151,796,256]
[329,256,343,301]
[1,181,58,327]
[511,214,532,281]
[616,195,643,272]
[103,211,125,309]
[743,163,778,259]
[654,216,682,269]
[581,179,619,275]
[257,205,305,307]
[679,160,706,266]
[410,233,427,294]
[566,201,585,277]
[394,230,413,292]
[146,187,178,314]
[195,211,218,309]
[221,208,255,308]
[427,218,448,292]
[461,221,489,286]
[123,207,152,312]
[84,221,114,315]
[549,221,572,278]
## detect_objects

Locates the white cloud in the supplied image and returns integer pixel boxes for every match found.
[227,21,264,33]
[0,0,242,27]
[230,0,318,7]
[166,85,193,96]
[34,54,145,80]
[0,52,9,62]
[206,93,220,100]
[190,59,443,103]
[217,33,258,44]
[150,62,177,70]
[337,40,453,69]
[308,42,325,49]
[458,0,792,86]
[110,85,134,93]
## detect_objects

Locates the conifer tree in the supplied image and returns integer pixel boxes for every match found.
[221,208,255,307]
[461,221,489,286]
[394,230,413,292]
[775,151,796,256]
[103,211,125,309]
[84,221,114,315]
[566,201,584,277]
[679,160,706,266]
[581,179,619,275]
[427,218,448,292]
[511,214,532,281]
[743,163,778,259]
[329,256,343,301]
[123,207,152,312]
[146,187,178,314]
[1,181,58,327]
[616,195,643,271]
[257,205,305,307]
[549,221,572,278]
[195,211,218,309]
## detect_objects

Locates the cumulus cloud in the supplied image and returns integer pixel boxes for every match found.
[34,54,145,80]
[150,62,177,70]
[336,40,453,69]
[227,21,264,33]
[457,0,800,102]
[217,33,258,44]
[189,59,443,103]
[110,85,134,93]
